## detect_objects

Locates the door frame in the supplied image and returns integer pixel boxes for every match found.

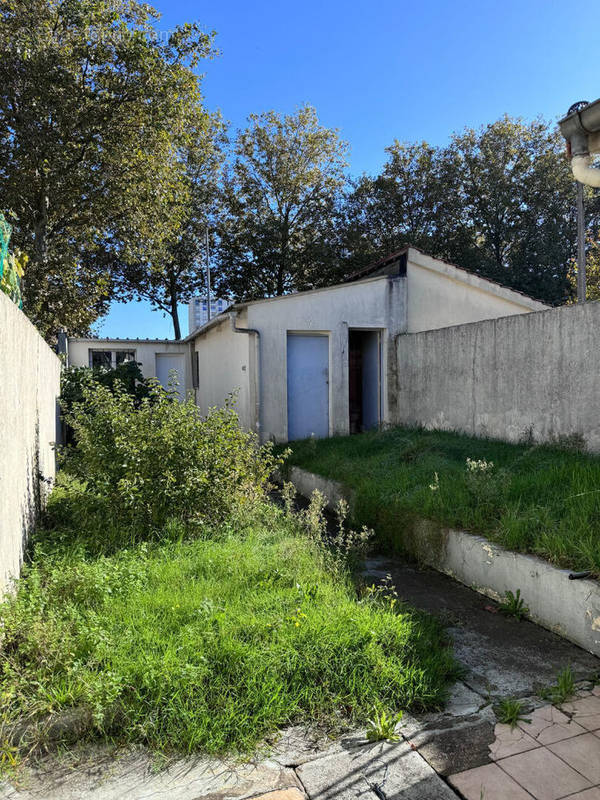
[347,327,384,432]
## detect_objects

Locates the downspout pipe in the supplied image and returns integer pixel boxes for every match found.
[559,99,600,187]
[572,155,600,189]
[229,311,261,437]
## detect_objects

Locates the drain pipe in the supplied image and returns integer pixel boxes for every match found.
[559,99,600,187]
[229,311,261,436]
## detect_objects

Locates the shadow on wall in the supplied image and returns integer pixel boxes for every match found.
[13,407,60,591]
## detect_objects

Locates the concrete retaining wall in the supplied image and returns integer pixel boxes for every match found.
[395,301,600,451]
[288,466,600,657]
[0,293,61,594]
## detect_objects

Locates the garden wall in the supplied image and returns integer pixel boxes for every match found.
[394,300,600,451]
[287,467,600,657]
[0,292,61,593]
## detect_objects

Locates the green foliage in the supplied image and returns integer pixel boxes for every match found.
[340,117,597,305]
[284,426,600,574]
[116,114,227,339]
[0,212,26,307]
[62,379,279,530]
[540,666,576,705]
[494,698,530,729]
[60,362,152,416]
[0,0,216,339]
[366,707,403,742]
[0,494,458,754]
[216,105,348,300]
[499,589,529,621]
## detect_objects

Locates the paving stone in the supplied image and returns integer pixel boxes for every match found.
[296,739,456,799]
[498,747,592,800]
[448,762,535,800]
[0,745,302,800]
[488,722,539,760]
[547,732,600,783]
[399,706,496,776]
[269,725,365,767]
[517,704,587,745]
[251,790,305,800]
[560,695,600,731]
[445,681,484,716]
[565,789,600,799]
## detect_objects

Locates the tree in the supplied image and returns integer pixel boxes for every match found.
[215,105,348,300]
[567,239,600,302]
[116,114,226,339]
[0,0,215,339]
[339,141,446,274]
[442,116,579,304]
[338,117,597,306]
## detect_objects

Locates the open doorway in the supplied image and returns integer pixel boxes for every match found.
[348,330,381,434]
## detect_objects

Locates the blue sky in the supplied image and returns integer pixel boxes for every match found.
[97,0,600,340]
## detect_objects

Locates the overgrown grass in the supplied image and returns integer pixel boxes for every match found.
[0,475,458,755]
[283,427,600,574]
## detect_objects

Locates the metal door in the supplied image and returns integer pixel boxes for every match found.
[155,353,185,398]
[286,334,329,440]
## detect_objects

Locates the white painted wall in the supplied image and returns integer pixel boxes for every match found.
[193,318,254,430]
[406,249,547,332]
[244,276,406,442]
[1,293,61,594]
[67,338,190,393]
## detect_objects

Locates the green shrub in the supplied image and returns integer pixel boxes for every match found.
[61,362,153,414]
[62,379,279,530]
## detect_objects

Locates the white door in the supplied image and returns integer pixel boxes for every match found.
[155,353,185,398]
[287,334,329,440]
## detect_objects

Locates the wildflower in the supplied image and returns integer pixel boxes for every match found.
[429,472,440,491]
[466,458,494,474]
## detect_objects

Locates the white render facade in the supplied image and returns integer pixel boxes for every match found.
[188,248,546,443]
[67,248,546,443]
[66,338,191,396]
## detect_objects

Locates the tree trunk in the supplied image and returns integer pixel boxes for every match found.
[169,279,181,339]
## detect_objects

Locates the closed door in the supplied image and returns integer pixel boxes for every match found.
[287,334,329,441]
[155,353,185,398]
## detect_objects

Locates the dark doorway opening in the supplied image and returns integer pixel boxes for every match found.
[348,330,381,434]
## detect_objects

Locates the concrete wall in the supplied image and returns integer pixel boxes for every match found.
[68,338,190,393]
[0,293,61,594]
[244,276,406,442]
[406,249,547,332]
[395,300,600,451]
[193,316,254,431]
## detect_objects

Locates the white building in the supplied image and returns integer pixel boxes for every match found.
[186,247,546,442]
[67,248,546,442]
[188,296,230,333]
[66,338,189,397]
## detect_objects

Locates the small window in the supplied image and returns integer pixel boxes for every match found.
[192,351,199,388]
[90,350,112,368]
[116,350,135,365]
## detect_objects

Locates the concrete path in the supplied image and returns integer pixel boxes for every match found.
[361,555,600,798]
[364,556,600,700]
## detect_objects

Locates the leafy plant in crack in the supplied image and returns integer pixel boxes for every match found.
[366,707,403,742]
[540,666,576,704]
[494,698,530,729]
[499,589,529,620]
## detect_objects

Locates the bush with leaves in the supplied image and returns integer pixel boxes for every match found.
[62,379,280,530]
[61,362,153,415]
[60,362,155,445]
